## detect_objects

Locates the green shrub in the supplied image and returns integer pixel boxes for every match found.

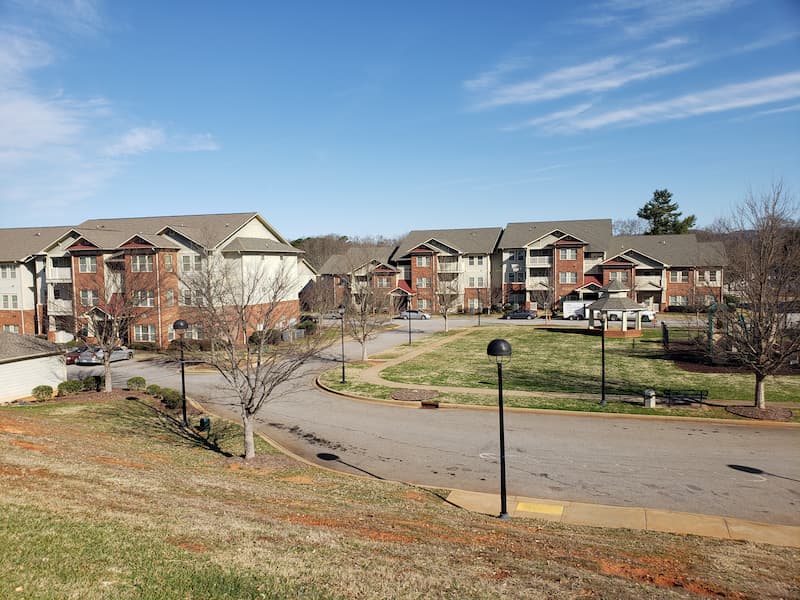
[160,388,183,410]
[146,384,162,398]
[248,329,280,346]
[82,376,104,391]
[57,380,84,396]
[31,385,53,401]
[297,320,317,334]
[127,376,146,391]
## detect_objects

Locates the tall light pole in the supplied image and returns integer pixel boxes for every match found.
[600,312,607,406]
[338,305,346,383]
[408,296,413,346]
[487,338,512,519]
[172,319,189,426]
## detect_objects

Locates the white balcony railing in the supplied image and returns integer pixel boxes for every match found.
[47,267,72,281]
[527,256,552,267]
[47,299,73,315]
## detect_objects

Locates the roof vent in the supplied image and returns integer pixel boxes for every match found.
[35,232,41,236]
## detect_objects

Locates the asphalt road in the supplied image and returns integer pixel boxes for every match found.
[75,315,800,526]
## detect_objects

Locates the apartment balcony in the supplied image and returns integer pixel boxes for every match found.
[47,267,72,282]
[47,299,73,315]
[437,262,462,273]
[528,276,550,289]
[634,276,663,289]
[527,256,552,267]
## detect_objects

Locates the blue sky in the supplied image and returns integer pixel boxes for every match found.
[1,1,798,240]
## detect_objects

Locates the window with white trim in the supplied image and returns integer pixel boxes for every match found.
[669,270,689,283]
[134,324,156,342]
[418,298,430,309]
[559,271,577,284]
[134,290,155,307]
[3,324,20,333]
[415,255,430,267]
[166,289,175,306]
[609,271,629,282]
[416,277,430,289]
[477,276,484,287]
[559,248,577,261]
[80,290,98,306]
[1,294,18,309]
[131,255,153,272]
[0,264,16,278]
[468,277,475,287]
[376,277,391,288]
[468,298,479,310]
[79,256,97,273]
[181,255,203,272]
[669,295,688,306]
[164,254,174,272]
[180,289,194,306]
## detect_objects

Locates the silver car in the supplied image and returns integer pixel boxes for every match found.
[398,309,431,320]
[77,346,134,364]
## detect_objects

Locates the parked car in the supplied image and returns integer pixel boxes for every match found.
[65,346,88,365]
[503,309,536,320]
[77,346,134,365]
[398,309,431,320]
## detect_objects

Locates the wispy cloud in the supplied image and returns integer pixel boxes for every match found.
[104,126,166,156]
[463,56,530,92]
[580,0,739,37]
[471,55,694,109]
[647,36,689,52]
[0,12,218,212]
[526,71,800,133]
[751,102,800,118]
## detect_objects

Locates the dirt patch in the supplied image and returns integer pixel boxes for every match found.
[598,558,744,598]
[725,406,794,421]
[0,464,54,479]
[10,440,48,452]
[286,513,417,544]
[0,416,43,436]
[402,490,427,502]
[169,539,209,553]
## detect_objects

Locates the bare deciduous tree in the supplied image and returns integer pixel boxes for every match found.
[613,218,646,236]
[345,283,392,361]
[436,278,461,332]
[184,258,331,459]
[717,182,800,409]
[81,261,159,392]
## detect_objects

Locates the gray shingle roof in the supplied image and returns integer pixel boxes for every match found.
[612,235,727,267]
[497,219,612,253]
[0,332,62,363]
[75,212,263,250]
[0,226,72,262]
[319,246,397,275]
[394,227,503,258]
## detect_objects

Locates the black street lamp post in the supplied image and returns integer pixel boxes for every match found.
[600,312,607,406]
[338,306,346,383]
[487,338,512,519]
[172,319,189,426]
[407,297,413,346]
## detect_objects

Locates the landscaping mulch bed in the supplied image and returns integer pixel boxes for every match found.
[726,405,794,421]
[390,389,438,402]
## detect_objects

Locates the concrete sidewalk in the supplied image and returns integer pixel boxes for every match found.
[447,489,800,548]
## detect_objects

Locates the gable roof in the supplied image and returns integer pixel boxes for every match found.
[221,237,302,254]
[498,219,612,253]
[319,246,397,275]
[612,235,727,267]
[74,212,271,251]
[0,226,73,262]
[394,227,502,259]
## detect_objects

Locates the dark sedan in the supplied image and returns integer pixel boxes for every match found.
[503,309,536,320]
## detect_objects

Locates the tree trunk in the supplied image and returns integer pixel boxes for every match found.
[242,410,256,460]
[443,314,449,333]
[104,357,113,392]
[361,343,367,361]
[754,373,766,410]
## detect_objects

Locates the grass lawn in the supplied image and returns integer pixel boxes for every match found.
[1,394,797,599]
[380,326,800,405]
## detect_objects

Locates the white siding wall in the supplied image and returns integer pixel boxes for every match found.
[236,219,280,241]
[0,355,66,403]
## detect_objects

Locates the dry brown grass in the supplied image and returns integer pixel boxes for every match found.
[1,393,798,599]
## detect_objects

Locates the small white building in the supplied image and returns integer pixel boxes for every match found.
[0,332,65,403]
